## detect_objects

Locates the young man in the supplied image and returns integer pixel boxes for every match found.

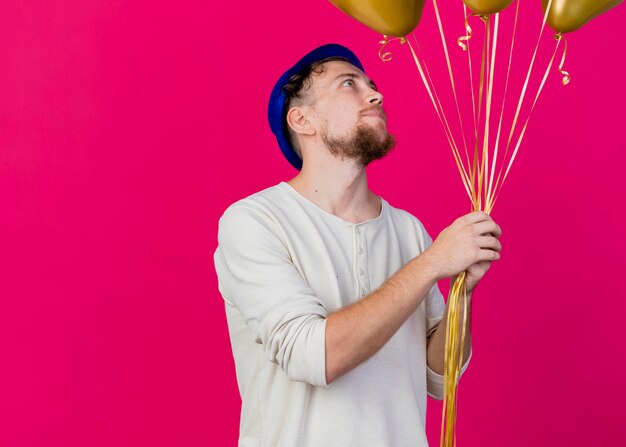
[213,43,502,446]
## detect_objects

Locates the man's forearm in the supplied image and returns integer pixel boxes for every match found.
[325,251,440,384]
[426,287,473,375]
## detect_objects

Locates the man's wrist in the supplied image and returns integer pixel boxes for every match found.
[411,249,442,285]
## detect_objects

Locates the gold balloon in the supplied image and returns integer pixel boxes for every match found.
[462,0,514,15]
[542,0,624,33]
[329,0,425,37]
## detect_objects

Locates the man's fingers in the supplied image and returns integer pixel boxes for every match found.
[473,220,502,237]
[477,236,501,252]
[478,248,500,262]
[461,210,492,225]
[494,223,502,238]
[468,261,491,275]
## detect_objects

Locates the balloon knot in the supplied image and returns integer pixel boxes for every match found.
[378,34,406,62]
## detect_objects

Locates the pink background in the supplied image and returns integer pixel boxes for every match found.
[1,1,625,446]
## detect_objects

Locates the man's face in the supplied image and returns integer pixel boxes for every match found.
[306,60,396,167]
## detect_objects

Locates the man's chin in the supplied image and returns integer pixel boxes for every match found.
[373,127,392,144]
[322,121,396,165]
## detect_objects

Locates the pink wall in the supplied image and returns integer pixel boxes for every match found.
[1,1,624,446]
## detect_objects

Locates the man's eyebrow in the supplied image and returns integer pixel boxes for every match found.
[332,72,378,91]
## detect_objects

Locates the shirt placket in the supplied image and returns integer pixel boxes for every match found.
[354,224,369,300]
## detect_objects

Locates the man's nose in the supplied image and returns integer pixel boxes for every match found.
[367,89,383,106]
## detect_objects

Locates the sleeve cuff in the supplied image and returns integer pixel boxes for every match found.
[276,315,330,387]
[426,346,473,400]
[313,318,330,387]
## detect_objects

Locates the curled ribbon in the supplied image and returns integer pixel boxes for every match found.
[378,35,407,62]
[457,14,488,51]
[457,15,473,51]
[554,33,571,85]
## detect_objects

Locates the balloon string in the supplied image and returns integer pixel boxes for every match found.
[379,34,473,200]
[411,33,478,202]
[434,10,490,441]
[485,0,520,213]
[490,32,562,210]
[432,2,478,442]
[456,276,469,446]
[442,277,456,447]
[481,13,499,215]
[487,0,554,212]
[432,0,472,184]
[460,6,479,204]
[397,35,474,201]
[470,16,489,212]
[457,12,482,51]
[476,16,490,213]
[555,33,571,86]
[463,6,477,145]
[442,272,469,447]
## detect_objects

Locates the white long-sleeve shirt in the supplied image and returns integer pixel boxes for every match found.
[213,181,472,447]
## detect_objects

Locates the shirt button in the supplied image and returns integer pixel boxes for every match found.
[356,227,360,234]
[359,268,364,275]
[359,247,363,254]
[361,288,366,296]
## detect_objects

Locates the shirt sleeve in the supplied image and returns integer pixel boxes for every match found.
[425,307,473,400]
[213,203,330,387]
[415,218,473,400]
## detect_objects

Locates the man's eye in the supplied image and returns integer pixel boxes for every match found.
[342,79,355,87]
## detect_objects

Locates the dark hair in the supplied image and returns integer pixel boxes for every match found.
[282,56,351,158]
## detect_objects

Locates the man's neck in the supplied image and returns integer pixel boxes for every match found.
[286,167,381,224]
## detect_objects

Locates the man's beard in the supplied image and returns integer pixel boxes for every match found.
[321,122,396,168]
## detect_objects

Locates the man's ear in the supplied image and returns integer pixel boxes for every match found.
[286,107,316,138]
